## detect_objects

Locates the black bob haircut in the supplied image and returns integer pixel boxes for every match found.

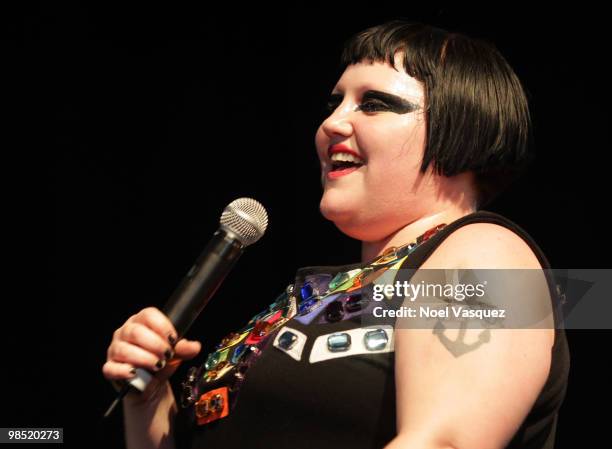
[338,20,534,207]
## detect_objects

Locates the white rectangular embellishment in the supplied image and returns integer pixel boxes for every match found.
[309,326,395,364]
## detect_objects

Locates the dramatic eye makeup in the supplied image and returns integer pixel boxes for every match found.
[325,90,420,114]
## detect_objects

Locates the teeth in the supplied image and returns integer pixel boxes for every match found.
[330,152,364,164]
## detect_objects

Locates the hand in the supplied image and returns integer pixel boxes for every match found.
[102,307,201,403]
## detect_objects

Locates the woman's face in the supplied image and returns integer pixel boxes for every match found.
[315,53,436,242]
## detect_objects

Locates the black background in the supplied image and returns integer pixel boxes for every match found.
[7,2,611,448]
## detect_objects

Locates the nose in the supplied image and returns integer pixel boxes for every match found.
[319,102,354,139]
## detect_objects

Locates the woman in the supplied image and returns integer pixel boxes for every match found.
[103,20,569,449]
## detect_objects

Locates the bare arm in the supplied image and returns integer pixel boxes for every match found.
[388,224,555,449]
[123,381,178,449]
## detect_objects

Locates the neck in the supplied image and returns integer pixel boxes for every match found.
[360,205,477,263]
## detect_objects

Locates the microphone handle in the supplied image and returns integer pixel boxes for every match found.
[163,228,244,338]
[118,228,244,403]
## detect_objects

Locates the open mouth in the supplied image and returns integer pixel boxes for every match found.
[329,152,365,173]
[330,160,364,172]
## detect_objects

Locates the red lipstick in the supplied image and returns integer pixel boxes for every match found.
[327,166,360,179]
[326,144,364,180]
[328,144,363,160]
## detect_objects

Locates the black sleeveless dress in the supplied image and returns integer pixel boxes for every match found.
[175,210,570,449]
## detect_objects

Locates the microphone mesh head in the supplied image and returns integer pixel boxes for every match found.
[220,198,268,246]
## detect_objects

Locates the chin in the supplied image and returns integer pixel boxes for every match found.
[319,202,384,242]
[333,222,376,242]
[319,194,353,224]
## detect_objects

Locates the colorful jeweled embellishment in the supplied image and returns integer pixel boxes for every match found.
[180,366,199,408]
[345,292,365,312]
[403,242,417,254]
[231,343,248,364]
[205,360,235,383]
[204,346,230,370]
[327,332,352,352]
[286,283,295,296]
[417,224,446,243]
[204,351,221,370]
[298,296,322,315]
[372,246,399,265]
[205,361,228,381]
[245,309,285,345]
[277,330,298,350]
[345,267,373,292]
[233,361,248,380]
[187,223,450,422]
[324,300,344,323]
[215,330,248,351]
[328,271,350,291]
[364,328,389,351]
[273,326,307,361]
[301,282,314,301]
[245,320,272,345]
[195,386,230,425]
[328,269,362,292]
[302,274,333,298]
[321,292,368,323]
[282,294,297,319]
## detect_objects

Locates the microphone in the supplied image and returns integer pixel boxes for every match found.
[103,197,268,418]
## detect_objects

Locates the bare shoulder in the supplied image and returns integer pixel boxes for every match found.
[393,221,556,448]
[423,222,543,269]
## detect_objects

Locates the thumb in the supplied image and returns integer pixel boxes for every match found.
[152,339,202,383]
[174,339,202,361]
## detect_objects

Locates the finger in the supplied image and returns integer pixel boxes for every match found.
[131,307,178,345]
[102,360,137,381]
[109,340,166,372]
[119,322,174,361]
[173,339,202,360]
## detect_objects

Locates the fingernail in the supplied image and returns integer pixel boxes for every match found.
[155,359,166,370]
[164,348,174,360]
[168,334,177,346]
